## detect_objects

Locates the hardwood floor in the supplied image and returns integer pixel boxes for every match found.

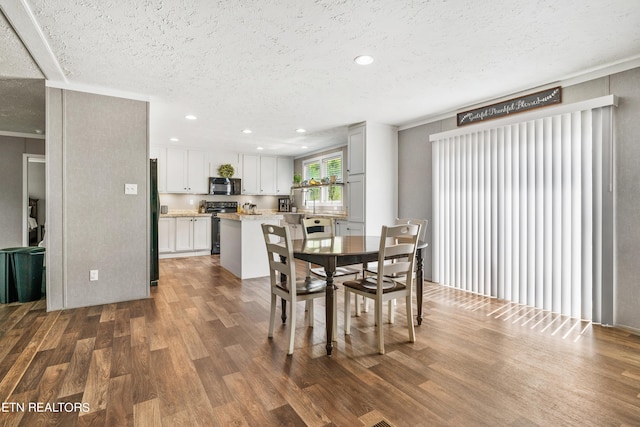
[1,255,640,426]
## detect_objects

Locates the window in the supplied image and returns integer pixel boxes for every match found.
[302,151,343,206]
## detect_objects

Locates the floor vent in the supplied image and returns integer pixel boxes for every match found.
[370,420,394,427]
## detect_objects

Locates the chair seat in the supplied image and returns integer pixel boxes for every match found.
[276,277,326,295]
[310,266,360,278]
[343,277,405,294]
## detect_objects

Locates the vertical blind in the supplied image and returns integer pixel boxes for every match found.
[431,97,615,322]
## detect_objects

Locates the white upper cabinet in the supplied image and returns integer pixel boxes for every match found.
[276,157,293,195]
[165,147,208,194]
[242,154,260,194]
[150,145,167,193]
[187,150,208,194]
[241,154,292,195]
[347,124,366,175]
[259,156,277,194]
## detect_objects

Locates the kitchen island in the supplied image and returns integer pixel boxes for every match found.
[217,212,284,279]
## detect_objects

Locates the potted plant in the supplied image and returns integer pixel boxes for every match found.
[293,173,302,187]
[218,163,234,178]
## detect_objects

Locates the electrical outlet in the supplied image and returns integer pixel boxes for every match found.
[189,199,194,205]
[90,270,99,281]
[124,183,137,195]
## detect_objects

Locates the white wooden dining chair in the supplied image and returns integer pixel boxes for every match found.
[361,218,428,321]
[301,217,360,280]
[343,223,420,354]
[261,223,335,355]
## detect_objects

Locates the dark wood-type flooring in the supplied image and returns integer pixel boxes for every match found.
[1,255,640,426]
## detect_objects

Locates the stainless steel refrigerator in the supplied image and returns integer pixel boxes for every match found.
[150,159,159,286]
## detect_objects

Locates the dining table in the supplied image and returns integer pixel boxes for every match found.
[290,235,428,356]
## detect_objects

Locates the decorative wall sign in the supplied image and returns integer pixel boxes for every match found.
[457,86,562,126]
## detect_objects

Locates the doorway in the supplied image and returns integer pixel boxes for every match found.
[23,154,46,247]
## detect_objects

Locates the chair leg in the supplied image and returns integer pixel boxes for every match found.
[287,299,297,355]
[363,296,369,313]
[308,299,314,327]
[388,300,395,324]
[376,297,385,354]
[268,293,277,338]
[344,289,351,335]
[406,294,415,343]
[355,294,361,317]
[333,293,338,340]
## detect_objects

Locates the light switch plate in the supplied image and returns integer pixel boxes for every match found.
[90,270,99,281]
[125,183,137,195]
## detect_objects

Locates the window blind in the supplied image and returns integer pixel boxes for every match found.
[431,96,615,322]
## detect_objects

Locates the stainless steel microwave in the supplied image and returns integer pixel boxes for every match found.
[209,177,242,195]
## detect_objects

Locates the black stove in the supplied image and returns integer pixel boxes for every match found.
[205,201,238,214]
[206,201,238,254]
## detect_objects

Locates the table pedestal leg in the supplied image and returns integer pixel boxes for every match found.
[325,257,336,356]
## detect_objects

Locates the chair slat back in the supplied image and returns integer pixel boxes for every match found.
[302,217,335,239]
[395,218,428,241]
[261,223,296,296]
[376,223,420,291]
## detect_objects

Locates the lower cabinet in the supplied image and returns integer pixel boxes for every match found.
[158,217,175,253]
[160,216,211,258]
[335,220,365,236]
[284,223,303,240]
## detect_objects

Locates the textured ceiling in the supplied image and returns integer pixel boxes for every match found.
[3,1,640,153]
[0,9,44,136]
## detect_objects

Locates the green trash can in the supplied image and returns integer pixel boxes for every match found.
[0,247,24,304]
[13,247,46,303]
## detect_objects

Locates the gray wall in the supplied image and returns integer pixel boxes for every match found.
[47,89,149,310]
[611,68,640,330]
[0,136,44,247]
[398,67,640,331]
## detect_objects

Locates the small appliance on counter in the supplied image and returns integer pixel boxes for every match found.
[160,205,168,214]
[278,198,291,212]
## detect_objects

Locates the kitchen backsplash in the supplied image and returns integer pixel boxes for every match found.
[159,194,280,211]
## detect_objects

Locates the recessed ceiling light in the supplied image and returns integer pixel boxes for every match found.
[354,55,374,65]
[185,114,197,120]
[257,146,264,150]
[169,137,179,142]
[296,128,307,133]
[242,129,252,134]
[34,129,43,134]
[301,146,308,149]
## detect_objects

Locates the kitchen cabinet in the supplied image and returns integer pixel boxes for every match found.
[335,220,364,236]
[150,145,167,193]
[158,217,175,253]
[260,156,277,194]
[242,154,260,194]
[276,157,293,195]
[166,147,208,193]
[241,154,293,195]
[346,173,365,223]
[283,223,303,240]
[347,124,366,175]
[175,216,211,251]
[346,122,397,235]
